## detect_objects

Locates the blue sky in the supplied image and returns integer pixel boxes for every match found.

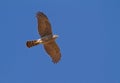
[0,0,120,83]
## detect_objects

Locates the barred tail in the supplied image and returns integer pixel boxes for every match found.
[26,40,40,48]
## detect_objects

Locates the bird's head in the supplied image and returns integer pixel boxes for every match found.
[53,35,58,39]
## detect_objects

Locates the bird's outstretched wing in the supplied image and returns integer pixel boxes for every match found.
[36,12,53,37]
[44,40,61,63]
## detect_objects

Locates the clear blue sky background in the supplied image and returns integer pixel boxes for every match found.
[0,0,120,83]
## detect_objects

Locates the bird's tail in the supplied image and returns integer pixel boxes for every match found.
[26,40,41,48]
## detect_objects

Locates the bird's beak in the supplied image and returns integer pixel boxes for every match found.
[55,35,59,38]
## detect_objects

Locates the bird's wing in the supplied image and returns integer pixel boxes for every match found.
[44,40,61,63]
[36,12,53,37]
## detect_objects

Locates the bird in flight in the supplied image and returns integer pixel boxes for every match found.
[26,12,61,63]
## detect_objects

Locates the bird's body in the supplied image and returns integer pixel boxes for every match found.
[26,34,58,47]
[26,12,61,63]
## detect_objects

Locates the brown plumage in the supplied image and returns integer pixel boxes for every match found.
[26,12,61,63]
[26,40,41,48]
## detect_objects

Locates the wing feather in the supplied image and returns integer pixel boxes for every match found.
[44,41,61,63]
[36,12,53,37]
